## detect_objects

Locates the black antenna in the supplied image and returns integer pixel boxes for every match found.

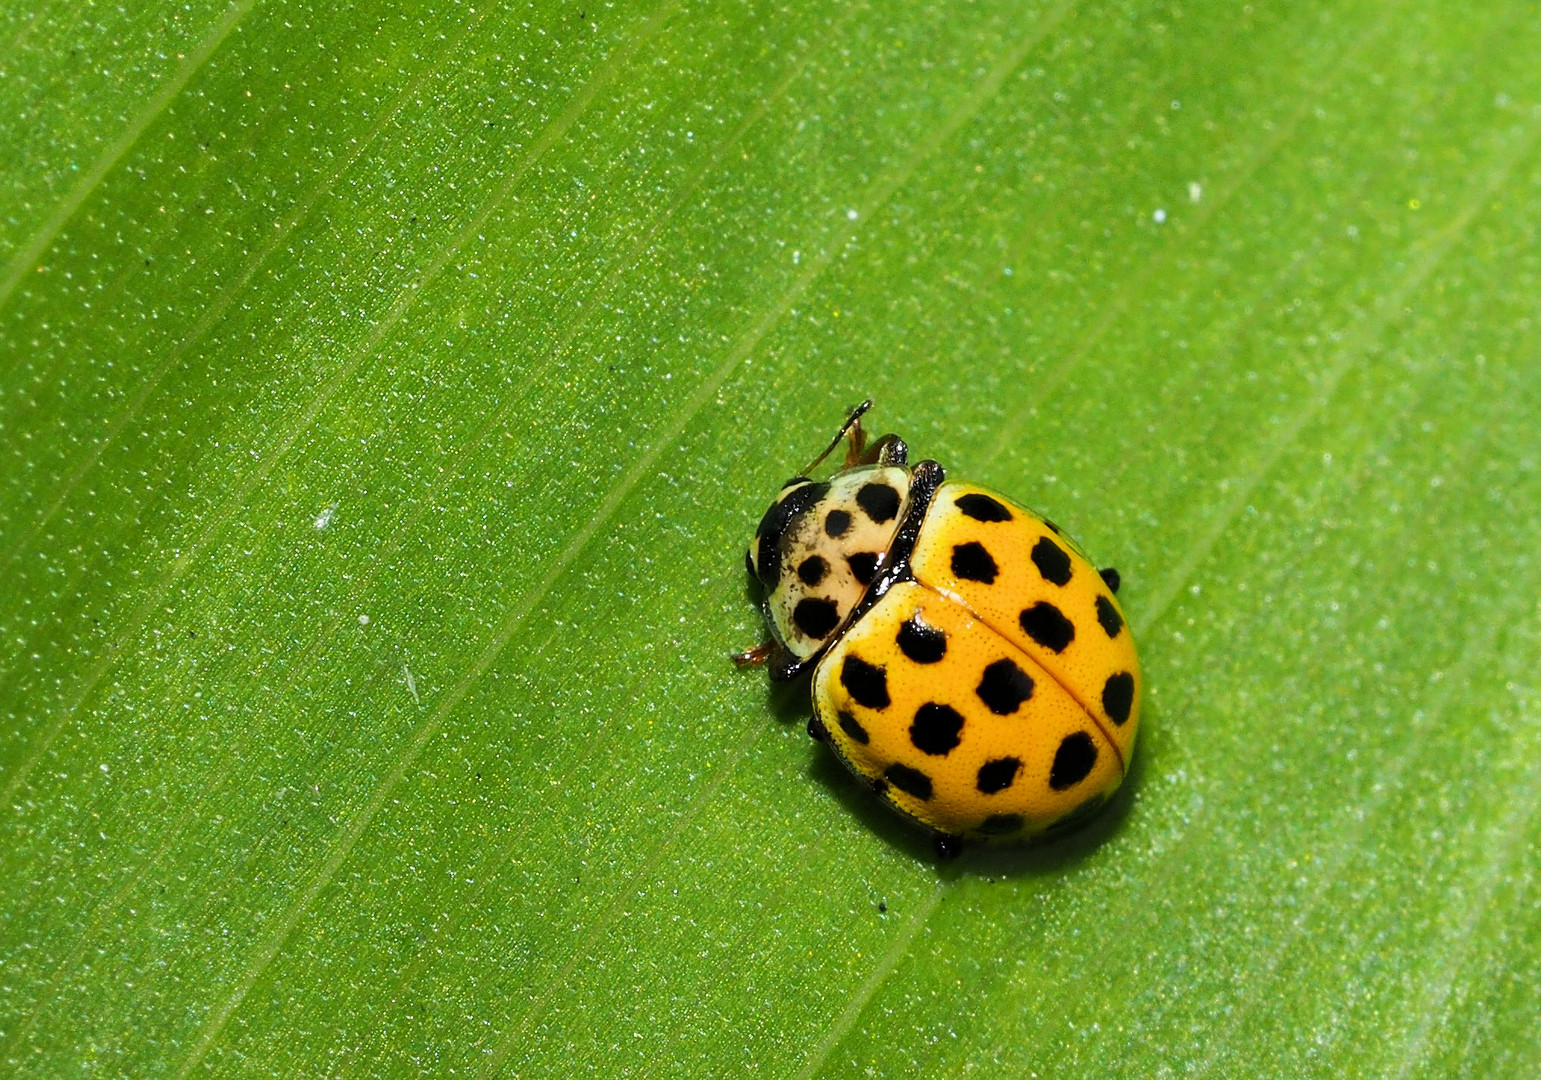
[799,399,873,476]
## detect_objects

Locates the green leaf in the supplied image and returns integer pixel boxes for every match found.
[3,0,1540,1075]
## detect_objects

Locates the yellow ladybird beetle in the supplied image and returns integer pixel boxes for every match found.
[735,401,1140,857]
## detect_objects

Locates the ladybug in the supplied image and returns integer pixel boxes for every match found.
[735,401,1140,856]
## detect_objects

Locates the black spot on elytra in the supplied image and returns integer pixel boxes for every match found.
[846,551,879,585]
[807,715,828,742]
[824,508,852,538]
[909,703,964,756]
[840,654,890,709]
[754,481,828,586]
[793,597,840,640]
[976,659,1034,715]
[856,482,901,523]
[1049,732,1098,790]
[797,555,828,587]
[896,615,947,664]
[955,493,1012,522]
[1020,601,1075,653]
[951,541,998,584]
[1102,672,1135,726]
[884,762,933,801]
[1095,595,1124,638]
[1099,567,1121,594]
[837,710,869,745]
[871,777,889,797]
[975,813,1024,836]
[1030,536,1073,586]
[1043,519,1062,535]
[976,756,1022,794]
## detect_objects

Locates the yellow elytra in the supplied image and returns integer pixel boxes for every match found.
[737,402,1140,855]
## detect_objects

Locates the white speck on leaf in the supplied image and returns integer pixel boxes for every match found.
[846,208,858,220]
[1153,208,1167,223]
[1188,182,1202,202]
[314,505,336,529]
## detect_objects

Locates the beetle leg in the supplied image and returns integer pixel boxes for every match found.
[731,641,775,667]
[842,409,870,466]
[854,433,908,467]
